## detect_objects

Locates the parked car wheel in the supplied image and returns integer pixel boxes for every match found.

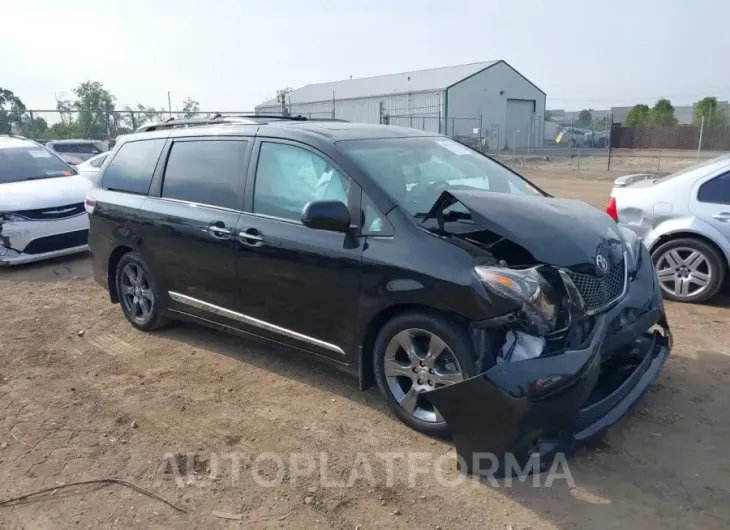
[373,312,477,435]
[651,238,726,303]
[115,252,169,331]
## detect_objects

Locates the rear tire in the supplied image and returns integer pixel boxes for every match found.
[373,312,477,435]
[115,252,169,331]
[651,237,725,303]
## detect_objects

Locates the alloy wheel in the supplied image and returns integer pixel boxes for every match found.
[120,263,155,324]
[655,247,712,299]
[383,328,464,423]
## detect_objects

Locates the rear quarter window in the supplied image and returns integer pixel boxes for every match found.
[102,139,166,194]
[698,172,730,204]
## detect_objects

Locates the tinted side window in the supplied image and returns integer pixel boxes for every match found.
[51,143,68,153]
[253,142,350,221]
[698,172,730,205]
[102,139,166,194]
[161,140,248,210]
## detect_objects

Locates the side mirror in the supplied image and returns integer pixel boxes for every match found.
[301,200,351,233]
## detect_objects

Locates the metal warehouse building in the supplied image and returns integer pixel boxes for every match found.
[255,60,546,150]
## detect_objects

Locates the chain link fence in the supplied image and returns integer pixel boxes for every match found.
[11,107,730,174]
[606,122,730,173]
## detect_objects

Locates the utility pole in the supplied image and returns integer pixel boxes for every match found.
[167,92,172,119]
[276,88,292,117]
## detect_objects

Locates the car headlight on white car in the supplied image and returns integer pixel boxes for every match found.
[474,265,559,334]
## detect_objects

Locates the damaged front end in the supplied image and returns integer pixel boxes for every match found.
[0,213,24,262]
[421,190,672,477]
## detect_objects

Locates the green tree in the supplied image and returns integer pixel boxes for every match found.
[576,109,593,128]
[72,81,116,139]
[18,115,48,138]
[117,104,166,131]
[693,97,726,126]
[648,98,678,126]
[44,97,80,139]
[182,97,200,119]
[0,88,26,134]
[624,104,650,126]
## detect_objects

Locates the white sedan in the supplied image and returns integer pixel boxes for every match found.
[0,135,92,265]
[73,151,110,183]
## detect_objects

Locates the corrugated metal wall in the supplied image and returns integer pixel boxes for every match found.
[256,91,444,132]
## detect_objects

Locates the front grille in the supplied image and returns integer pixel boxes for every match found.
[23,230,88,255]
[12,203,85,220]
[565,256,627,312]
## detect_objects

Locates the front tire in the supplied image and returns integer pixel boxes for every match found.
[115,252,169,331]
[652,237,725,303]
[373,312,477,435]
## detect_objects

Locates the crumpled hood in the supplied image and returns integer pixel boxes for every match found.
[428,190,624,269]
[0,175,92,212]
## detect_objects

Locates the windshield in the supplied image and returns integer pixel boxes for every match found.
[339,137,544,216]
[0,146,77,184]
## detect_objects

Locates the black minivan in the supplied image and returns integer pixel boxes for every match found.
[87,116,671,474]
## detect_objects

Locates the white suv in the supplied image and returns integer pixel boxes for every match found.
[0,135,93,265]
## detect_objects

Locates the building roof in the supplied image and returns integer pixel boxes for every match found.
[257,61,501,107]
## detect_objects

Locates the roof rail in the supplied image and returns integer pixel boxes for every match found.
[135,117,258,133]
[134,114,349,133]
[221,113,312,121]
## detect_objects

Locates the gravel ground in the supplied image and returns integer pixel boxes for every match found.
[1,172,729,529]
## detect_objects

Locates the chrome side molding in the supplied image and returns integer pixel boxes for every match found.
[168,291,346,356]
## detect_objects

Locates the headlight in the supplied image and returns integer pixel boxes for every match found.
[0,213,27,223]
[619,226,642,272]
[474,266,558,334]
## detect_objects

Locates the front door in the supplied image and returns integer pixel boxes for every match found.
[139,137,252,320]
[233,139,363,361]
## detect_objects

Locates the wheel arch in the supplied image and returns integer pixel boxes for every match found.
[649,230,729,270]
[107,245,134,303]
[357,303,471,391]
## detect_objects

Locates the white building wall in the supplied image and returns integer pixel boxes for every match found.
[446,62,546,150]
[255,91,444,132]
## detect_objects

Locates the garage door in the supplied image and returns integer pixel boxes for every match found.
[506,99,535,150]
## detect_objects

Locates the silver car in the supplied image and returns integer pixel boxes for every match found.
[608,154,730,303]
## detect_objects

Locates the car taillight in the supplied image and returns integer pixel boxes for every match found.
[606,196,618,222]
[85,197,96,214]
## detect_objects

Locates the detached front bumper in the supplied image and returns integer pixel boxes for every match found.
[425,250,671,477]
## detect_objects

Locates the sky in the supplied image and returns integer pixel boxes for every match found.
[3,0,730,112]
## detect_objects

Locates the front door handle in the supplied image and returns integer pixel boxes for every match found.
[205,222,232,239]
[238,227,264,246]
[712,212,730,222]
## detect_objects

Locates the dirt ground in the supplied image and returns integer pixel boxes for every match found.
[2,171,730,529]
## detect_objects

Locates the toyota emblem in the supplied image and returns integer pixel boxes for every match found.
[595,254,609,274]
